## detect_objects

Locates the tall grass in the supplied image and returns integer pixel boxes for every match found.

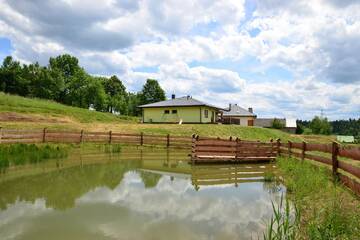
[0,144,69,173]
[276,157,360,239]
[263,195,300,240]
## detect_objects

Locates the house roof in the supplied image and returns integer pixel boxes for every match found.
[138,96,222,110]
[222,104,256,117]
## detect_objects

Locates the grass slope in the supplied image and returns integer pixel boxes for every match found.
[0,92,303,142]
[0,92,137,123]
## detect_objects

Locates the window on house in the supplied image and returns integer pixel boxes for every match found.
[164,110,170,114]
[204,109,208,118]
[172,110,177,114]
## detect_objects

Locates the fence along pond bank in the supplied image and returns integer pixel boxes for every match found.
[0,128,359,196]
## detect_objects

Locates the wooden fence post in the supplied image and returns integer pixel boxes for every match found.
[109,131,112,144]
[332,141,339,178]
[270,139,274,156]
[276,139,281,156]
[301,141,306,161]
[42,128,47,143]
[288,141,292,158]
[167,134,170,147]
[140,132,143,146]
[229,136,232,141]
[236,138,240,160]
[191,134,197,164]
[80,130,84,143]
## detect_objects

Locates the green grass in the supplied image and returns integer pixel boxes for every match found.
[0,92,313,143]
[276,156,360,239]
[0,92,138,123]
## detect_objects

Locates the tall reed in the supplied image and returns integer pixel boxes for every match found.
[263,194,300,240]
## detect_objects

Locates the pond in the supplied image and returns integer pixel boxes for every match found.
[0,147,286,240]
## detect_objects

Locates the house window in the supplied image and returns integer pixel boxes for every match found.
[204,109,208,118]
[172,110,177,114]
[164,110,170,114]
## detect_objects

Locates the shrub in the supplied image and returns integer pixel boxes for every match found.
[272,118,285,129]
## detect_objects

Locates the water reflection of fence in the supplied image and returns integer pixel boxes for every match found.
[191,136,277,164]
[191,164,276,190]
[278,139,360,195]
[0,128,192,148]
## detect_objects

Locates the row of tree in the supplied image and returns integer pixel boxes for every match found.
[297,117,360,138]
[0,54,166,116]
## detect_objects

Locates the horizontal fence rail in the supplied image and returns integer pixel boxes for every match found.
[0,128,192,149]
[277,139,360,195]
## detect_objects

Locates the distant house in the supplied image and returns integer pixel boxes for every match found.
[138,95,222,123]
[222,104,257,126]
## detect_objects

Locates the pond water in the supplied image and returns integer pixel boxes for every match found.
[0,147,286,240]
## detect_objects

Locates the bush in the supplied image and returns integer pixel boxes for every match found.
[272,118,285,129]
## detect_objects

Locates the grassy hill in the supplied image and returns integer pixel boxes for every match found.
[0,92,137,123]
[0,92,326,143]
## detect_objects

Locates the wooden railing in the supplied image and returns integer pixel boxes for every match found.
[277,139,360,195]
[0,128,192,148]
[191,136,277,163]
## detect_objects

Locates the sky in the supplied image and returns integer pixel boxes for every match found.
[0,0,359,120]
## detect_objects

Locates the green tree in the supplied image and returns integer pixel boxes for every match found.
[127,92,141,116]
[48,54,82,104]
[103,75,128,114]
[309,116,332,135]
[139,79,166,105]
[0,56,29,96]
[84,77,107,111]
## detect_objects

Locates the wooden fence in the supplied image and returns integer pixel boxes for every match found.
[277,139,360,195]
[191,136,277,164]
[0,128,192,148]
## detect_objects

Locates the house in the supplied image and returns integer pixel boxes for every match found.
[138,95,222,123]
[222,104,257,126]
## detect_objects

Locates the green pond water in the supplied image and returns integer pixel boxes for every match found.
[0,147,285,240]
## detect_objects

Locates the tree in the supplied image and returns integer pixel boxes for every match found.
[103,75,128,114]
[0,56,29,96]
[127,92,141,116]
[84,77,107,111]
[309,116,332,135]
[48,54,82,104]
[139,79,166,105]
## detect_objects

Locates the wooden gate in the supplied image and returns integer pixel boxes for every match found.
[191,136,276,164]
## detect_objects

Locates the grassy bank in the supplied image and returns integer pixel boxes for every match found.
[0,92,343,143]
[0,92,138,123]
[275,157,360,239]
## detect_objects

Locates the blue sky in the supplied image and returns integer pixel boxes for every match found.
[0,0,359,120]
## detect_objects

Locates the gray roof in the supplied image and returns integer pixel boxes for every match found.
[138,96,222,109]
[222,104,256,117]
